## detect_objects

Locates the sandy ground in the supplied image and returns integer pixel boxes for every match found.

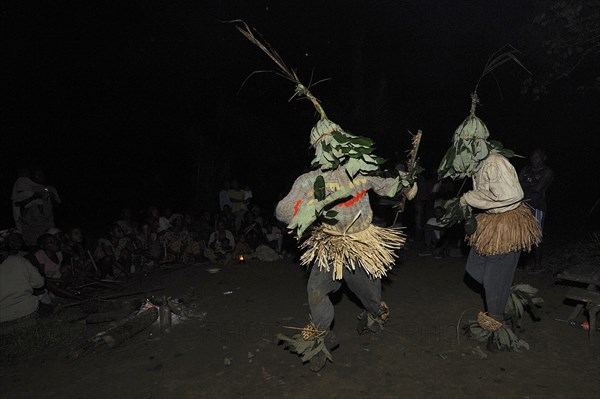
[1,244,599,399]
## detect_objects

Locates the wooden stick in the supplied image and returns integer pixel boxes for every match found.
[87,250,99,272]
[99,287,164,300]
[62,287,164,308]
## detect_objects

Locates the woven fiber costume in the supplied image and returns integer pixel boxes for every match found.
[231,22,419,371]
[439,94,542,352]
[275,122,417,372]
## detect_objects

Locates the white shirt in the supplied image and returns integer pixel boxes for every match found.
[0,255,45,322]
[462,153,524,214]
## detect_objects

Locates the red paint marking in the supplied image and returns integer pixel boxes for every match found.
[337,189,367,208]
[293,200,302,216]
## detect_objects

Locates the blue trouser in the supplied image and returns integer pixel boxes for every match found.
[465,247,520,320]
[307,265,382,330]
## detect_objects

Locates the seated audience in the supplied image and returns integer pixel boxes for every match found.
[94,224,132,278]
[420,206,448,257]
[61,227,95,276]
[240,212,264,249]
[233,234,254,261]
[131,222,161,269]
[204,221,235,264]
[116,208,138,237]
[32,233,64,279]
[0,235,48,334]
[263,218,283,253]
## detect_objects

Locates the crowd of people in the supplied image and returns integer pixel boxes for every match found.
[1,173,287,332]
[1,151,552,335]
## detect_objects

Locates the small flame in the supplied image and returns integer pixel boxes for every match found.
[239,255,245,261]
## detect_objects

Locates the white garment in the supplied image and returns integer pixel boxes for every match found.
[255,244,282,262]
[158,217,171,233]
[425,217,444,240]
[207,230,235,251]
[219,190,232,211]
[0,255,45,323]
[265,226,283,252]
[462,153,524,214]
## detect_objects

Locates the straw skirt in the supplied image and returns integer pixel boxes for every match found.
[467,203,541,256]
[300,224,406,280]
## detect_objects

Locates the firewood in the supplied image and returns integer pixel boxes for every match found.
[85,309,133,324]
[101,307,158,348]
[69,307,158,359]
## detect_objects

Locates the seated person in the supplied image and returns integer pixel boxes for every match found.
[26,234,82,300]
[183,231,205,264]
[32,233,64,279]
[204,221,235,264]
[263,218,283,253]
[0,237,48,334]
[196,210,214,246]
[146,206,161,233]
[183,213,195,234]
[233,234,254,261]
[161,214,197,264]
[2,229,28,257]
[240,212,264,249]
[218,205,235,234]
[116,208,139,237]
[131,222,161,269]
[420,206,448,257]
[94,224,132,278]
[255,242,283,262]
[61,227,95,276]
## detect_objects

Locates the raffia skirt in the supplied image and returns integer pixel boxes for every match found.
[467,203,541,256]
[300,224,406,280]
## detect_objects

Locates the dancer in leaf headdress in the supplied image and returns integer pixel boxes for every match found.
[438,48,542,351]
[233,22,419,371]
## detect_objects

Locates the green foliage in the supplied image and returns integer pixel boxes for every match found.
[523,0,600,98]
[287,186,354,239]
[313,175,326,201]
[465,322,530,352]
[438,112,491,179]
[506,284,544,328]
[277,333,333,363]
[487,326,530,352]
[310,118,384,179]
[441,198,477,235]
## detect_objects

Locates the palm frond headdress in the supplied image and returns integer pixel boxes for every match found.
[233,20,385,179]
[438,46,530,180]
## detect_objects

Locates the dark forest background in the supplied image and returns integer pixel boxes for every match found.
[2,0,599,232]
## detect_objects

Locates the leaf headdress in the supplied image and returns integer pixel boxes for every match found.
[438,46,529,180]
[234,20,384,179]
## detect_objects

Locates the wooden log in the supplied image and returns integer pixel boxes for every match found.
[566,287,600,303]
[101,307,158,348]
[69,307,158,359]
[85,309,133,324]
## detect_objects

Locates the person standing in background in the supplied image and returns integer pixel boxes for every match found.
[11,168,61,247]
[519,149,554,274]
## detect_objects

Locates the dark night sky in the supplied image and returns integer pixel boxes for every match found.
[2,1,599,231]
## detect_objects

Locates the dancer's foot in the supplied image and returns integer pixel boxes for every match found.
[308,332,339,372]
[309,351,327,372]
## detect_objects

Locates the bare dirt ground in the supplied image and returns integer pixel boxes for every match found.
[1,242,599,399]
